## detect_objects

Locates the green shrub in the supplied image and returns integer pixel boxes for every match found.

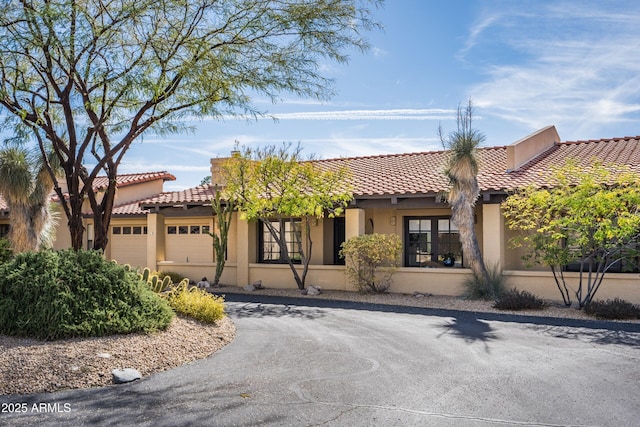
[494,288,545,310]
[0,237,12,264]
[166,283,226,323]
[584,298,640,320]
[0,249,174,340]
[461,263,506,300]
[340,233,402,293]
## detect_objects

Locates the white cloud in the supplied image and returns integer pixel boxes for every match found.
[117,162,210,173]
[372,47,388,58]
[458,14,500,60]
[467,1,640,139]
[265,109,455,121]
[297,136,442,159]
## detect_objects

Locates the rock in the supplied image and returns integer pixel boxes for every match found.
[413,291,433,298]
[307,285,322,296]
[252,280,264,290]
[197,277,210,289]
[97,352,111,359]
[112,368,141,384]
[243,284,255,292]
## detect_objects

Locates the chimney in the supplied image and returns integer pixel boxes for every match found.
[209,151,241,187]
[506,125,560,172]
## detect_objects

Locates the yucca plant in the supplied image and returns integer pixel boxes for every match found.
[0,147,59,253]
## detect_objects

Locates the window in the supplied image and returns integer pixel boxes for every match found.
[259,219,302,263]
[167,224,207,235]
[404,216,462,267]
[0,224,8,238]
[114,225,146,236]
[565,243,640,273]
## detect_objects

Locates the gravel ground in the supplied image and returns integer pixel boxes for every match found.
[2,286,637,397]
[211,285,623,322]
[0,316,235,396]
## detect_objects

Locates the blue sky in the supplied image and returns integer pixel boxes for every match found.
[121,0,640,191]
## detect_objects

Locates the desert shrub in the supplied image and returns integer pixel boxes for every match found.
[584,298,640,320]
[0,249,174,340]
[340,233,402,293]
[0,238,12,264]
[166,283,226,323]
[494,288,545,310]
[461,263,506,300]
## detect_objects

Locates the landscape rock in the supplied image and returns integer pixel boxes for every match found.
[112,368,141,384]
[307,285,322,296]
[252,280,264,290]
[243,284,255,292]
[413,291,433,298]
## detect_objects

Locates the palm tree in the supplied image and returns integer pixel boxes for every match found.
[0,148,57,252]
[439,100,489,285]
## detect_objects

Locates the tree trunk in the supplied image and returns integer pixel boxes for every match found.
[451,192,489,284]
[68,209,85,251]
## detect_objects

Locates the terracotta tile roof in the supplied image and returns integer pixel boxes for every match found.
[8,135,639,212]
[315,135,640,196]
[1,171,176,213]
[91,171,176,190]
[110,199,151,216]
[486,136,640,192]
[140,135,640,207]
[139,185,218,207]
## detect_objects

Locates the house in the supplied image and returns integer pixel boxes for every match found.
[137,125,640,304]
[2,126,640,303]
[0,171,176,265]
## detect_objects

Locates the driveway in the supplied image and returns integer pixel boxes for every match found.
[2,296,640,426]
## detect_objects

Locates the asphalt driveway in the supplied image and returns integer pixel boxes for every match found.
[2,296,640,426]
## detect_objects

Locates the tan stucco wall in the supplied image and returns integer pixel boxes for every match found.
[392,268,472,295]
[504,270,640,305]
[482,204,504,268]
[78,179,167,214]
[51,220,72,251]
[247,264,350,290]
[235,214,251,286]
[114,180,165,205]
[155,261,238,285]
[345,208,365,239]
[308,218,325,265]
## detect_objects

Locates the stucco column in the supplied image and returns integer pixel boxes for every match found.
[345,208,365,240]
[481,203,504,269]
[236,213,250,287]
[147,212,165,271]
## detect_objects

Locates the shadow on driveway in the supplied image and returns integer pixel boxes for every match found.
[222,292,640,349]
